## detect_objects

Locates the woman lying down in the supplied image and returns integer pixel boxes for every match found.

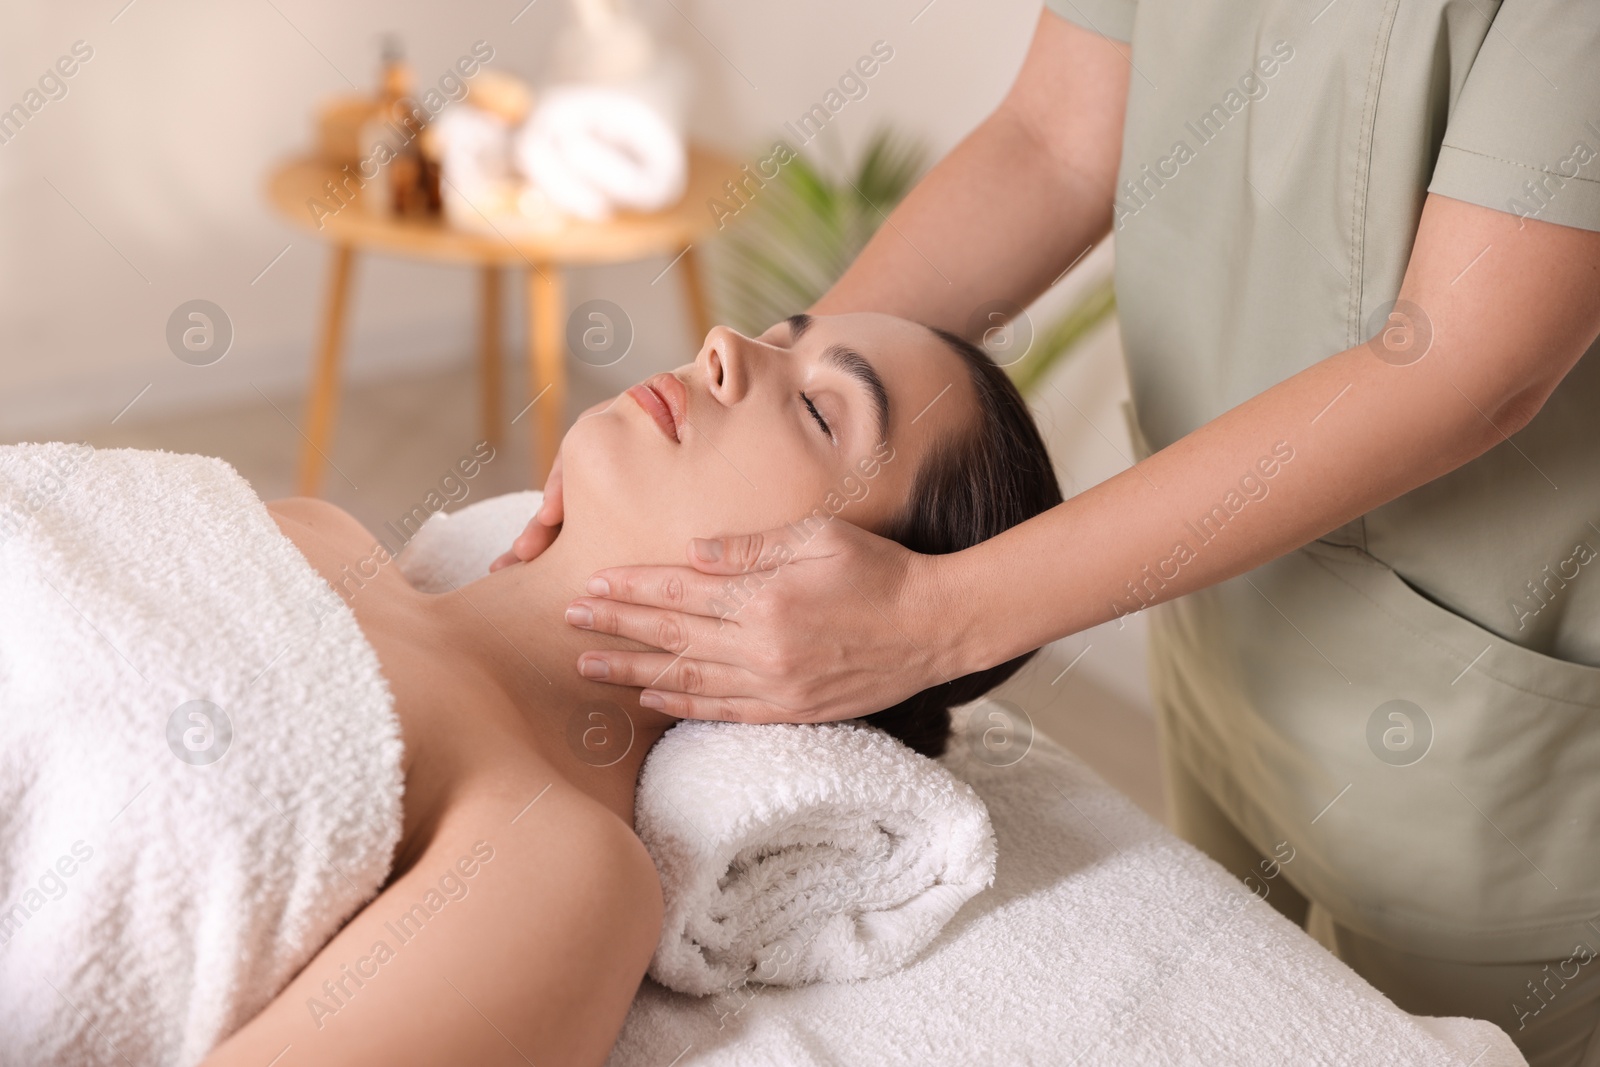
[0,312,1060,1067]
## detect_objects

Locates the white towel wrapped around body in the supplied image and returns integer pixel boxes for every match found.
[0,444,404,1067]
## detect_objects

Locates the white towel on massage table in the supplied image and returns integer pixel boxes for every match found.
[0,444,404,1067]
[608,721,1526,1066]
[403,490,1527,1067]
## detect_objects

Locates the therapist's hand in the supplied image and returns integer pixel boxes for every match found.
[564,520,960,722]
[489,397,614,572]
[488,461,564,572]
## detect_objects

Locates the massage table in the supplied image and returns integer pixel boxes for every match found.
[403,491,1526,1067]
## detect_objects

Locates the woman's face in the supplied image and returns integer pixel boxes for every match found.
[560,312,978,558]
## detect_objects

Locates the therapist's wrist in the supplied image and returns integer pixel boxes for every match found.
[906,546,995,685]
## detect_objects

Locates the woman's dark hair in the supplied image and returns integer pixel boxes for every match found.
[858,325,1064,758]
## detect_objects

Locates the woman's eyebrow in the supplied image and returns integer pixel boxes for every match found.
[822,343,890,443]
[784,312,813,341]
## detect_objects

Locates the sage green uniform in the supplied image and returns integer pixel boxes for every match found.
[1042,0,1600,1059]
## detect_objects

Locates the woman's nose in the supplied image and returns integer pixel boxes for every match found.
[699,326,751,406]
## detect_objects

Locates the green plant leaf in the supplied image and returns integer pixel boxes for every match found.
[1006,277,1118,396]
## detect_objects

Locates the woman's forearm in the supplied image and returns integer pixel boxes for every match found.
[810,12,1129,337]
[942,195,1600,675]
[944,343,1506,670]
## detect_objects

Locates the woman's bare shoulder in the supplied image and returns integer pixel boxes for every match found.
[202,763,661,1067]
[266,496,386,567]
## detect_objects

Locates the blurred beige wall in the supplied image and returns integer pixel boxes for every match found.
[1,0,1038,428]
[0,0,1152,715]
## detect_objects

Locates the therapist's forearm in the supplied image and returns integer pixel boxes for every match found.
[810,109,1110,336]
[809,13,1128,336]
[945,341,1524,673]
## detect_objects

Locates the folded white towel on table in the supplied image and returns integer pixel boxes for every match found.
[399,489,996,995]
[435,103,517,217]
[0,444,404,1067]
[513,63,689,221]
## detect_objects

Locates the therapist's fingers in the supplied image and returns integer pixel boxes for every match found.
[490,513,559,572]
[565,597,740,658]
[580,565,754,617]
[682,524,835,576]
[507,456,566,561]
[510,510,560,560]
[498,397,614,570]
[575,649,760,704]
[531,452,566,528]
[636,691,796,725]
[588,520,839,596]
[537,395,613,531]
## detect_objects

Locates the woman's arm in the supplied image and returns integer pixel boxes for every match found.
[201,781,662,1067]
[563,194,1600,722]
[802,9,1131,336]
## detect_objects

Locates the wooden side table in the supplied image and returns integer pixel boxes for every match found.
[266,144,735,494]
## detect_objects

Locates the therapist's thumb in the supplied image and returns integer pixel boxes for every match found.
[689,523,837,576]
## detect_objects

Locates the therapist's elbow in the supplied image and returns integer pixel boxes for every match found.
[1434,335,1581,451]
[1452,369,1564,459]
[1489,382,1552,438]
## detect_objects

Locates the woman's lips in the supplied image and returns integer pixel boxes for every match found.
[626,373,686,442]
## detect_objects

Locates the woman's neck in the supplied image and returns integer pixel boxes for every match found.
[424,523,680,781]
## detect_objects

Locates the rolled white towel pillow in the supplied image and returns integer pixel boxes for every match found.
[636,719,997,996]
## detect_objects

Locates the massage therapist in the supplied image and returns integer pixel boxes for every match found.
[497,4,1600,1060]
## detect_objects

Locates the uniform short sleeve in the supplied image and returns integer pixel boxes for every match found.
[1041,0,1136,44]
[1427,0,1600,232]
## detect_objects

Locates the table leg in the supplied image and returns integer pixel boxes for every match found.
[479,264,502,449]
[527,263,565,487]
[680,244,714,345]
[297,244,356,497]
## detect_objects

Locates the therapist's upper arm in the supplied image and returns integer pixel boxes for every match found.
[1388,1,1600,428]
[995,8,1133,214]
[1397,0,1600,425]
[1394,193,1600,435]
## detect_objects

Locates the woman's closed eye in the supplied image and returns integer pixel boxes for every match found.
[801,391,834,442]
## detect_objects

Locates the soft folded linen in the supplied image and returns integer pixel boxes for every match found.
[513,67,688,221]
[0,444,404,1067]
[434,103,517,212]
[635,719,995,995]
[399,490,996,996]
